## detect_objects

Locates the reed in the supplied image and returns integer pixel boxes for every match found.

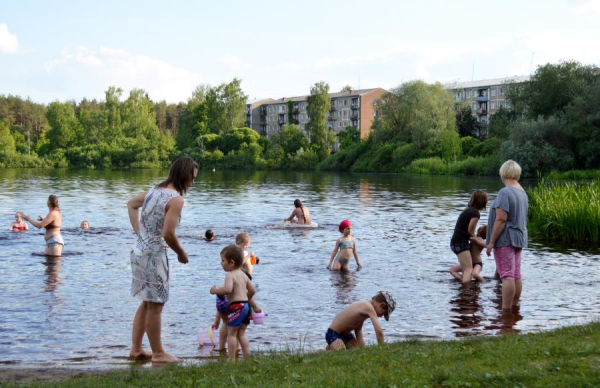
[528,180,600,243]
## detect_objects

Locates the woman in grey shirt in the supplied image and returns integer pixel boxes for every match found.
[486,160,528,310]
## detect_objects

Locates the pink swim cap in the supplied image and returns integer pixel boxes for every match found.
[339,219,352,233]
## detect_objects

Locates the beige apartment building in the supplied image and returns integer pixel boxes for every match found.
[245,88,386,146]
[446,75,530,137]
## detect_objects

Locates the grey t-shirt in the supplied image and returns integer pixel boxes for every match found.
[486,186,529,248]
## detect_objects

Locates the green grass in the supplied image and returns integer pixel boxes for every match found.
[528,180,600,243]
[546,169,600,180]
[18,322,600,387]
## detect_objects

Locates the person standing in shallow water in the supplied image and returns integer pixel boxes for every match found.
[23,195,63,256]
[284,199,312,225]
[127,156,198,363]
[486,160,528,311]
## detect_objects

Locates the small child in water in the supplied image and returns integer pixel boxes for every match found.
[80,220,90,230]
[327,220,361,270]
[205,229,215,241]
[10,212,28,231]
[210,244,259,360]
[326,291,396,350]
[236,233,259,276]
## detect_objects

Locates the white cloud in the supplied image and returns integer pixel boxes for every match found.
[0,24,18,54]
[44,46,202,102]
[576,0,600,15]
[218,54,251,70]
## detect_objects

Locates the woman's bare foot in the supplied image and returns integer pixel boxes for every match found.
[151,352,181,363]
[129,349,152,360]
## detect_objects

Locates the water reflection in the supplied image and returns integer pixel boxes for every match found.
[42,256,65,315]
[486,282,524,334]
[449,282,483,337]
[330,270,358,304]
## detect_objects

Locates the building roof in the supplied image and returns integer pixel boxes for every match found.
[445,75,530,90]
[262,88,384,105]
[247,98,274,107]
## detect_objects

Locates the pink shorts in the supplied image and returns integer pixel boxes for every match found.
[493,246,522,280]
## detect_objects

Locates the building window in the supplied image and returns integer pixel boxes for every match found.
[473,103,477,110]
[500,87,504,96]
[491,102,496,109]
[491,87,497,97]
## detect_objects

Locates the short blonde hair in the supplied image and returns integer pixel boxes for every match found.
[236,233,251,245]
[499,160,522,180]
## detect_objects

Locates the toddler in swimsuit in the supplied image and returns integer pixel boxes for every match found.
[327,219,362,270]
[210,244,257,361]
[10,212,28,231]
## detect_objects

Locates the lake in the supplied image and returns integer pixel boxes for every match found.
[0,169,598,369]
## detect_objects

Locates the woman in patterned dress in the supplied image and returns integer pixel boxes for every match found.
[127,157,198,363]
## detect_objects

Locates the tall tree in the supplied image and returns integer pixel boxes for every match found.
[306,81,332,159]
[46,102,83,149]
[0,118,16,161]
[105,86,123,141]
[455,103,479,138]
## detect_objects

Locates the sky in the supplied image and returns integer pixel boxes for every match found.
[1,0,599,104]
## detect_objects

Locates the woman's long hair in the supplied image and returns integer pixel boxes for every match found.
[158,157,199,195]
[48,195,60,210]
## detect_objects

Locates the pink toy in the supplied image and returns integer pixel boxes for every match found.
[251,311,268,325]
[197,327,216,346]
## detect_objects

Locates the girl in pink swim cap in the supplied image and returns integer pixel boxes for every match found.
[327,220,362,271]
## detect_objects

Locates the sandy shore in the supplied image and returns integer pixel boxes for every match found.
[0,367,111,385]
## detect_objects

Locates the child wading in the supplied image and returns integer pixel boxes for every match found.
[327,219,362,270]
[210,244,257,361]
[449,190,488,283]
[326,291,396,350]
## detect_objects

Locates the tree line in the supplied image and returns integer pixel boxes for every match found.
[1,61,599,176]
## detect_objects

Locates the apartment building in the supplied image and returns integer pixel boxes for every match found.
[446,75,530,137]
[245,88,386,145]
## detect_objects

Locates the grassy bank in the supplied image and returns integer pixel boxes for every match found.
[16,322,600,387]
[528,181,600,243]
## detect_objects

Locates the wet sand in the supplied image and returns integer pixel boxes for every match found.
[0,367,105,385]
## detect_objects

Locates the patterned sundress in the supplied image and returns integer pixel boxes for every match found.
[130,186,181,303]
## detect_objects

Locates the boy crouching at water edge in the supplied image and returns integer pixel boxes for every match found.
[210,244,257,361]
[326,291,396,350]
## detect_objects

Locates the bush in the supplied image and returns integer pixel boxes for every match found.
[448,155,502,176]
[460,137,481,156]
[289,147,319,170]
[467,137,503,157]
[392,143,421,169]
[405,157,448,175]
[351,143,395,172]
[318,141,369,171]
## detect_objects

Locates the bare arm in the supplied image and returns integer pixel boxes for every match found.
[127,192,146,234]
[467,217,479,237]
[23,212,55,229]
[355,322,365,346]
[249,297,261,313]
[284,209,297,222]
[486,208,507,256]
[246,279,256,300]
[327,239,341,269]
[353,238,362,267]
[368,309,385,344]
[210,273,234,295]
[163,197,188,264]
[470,235,487,248]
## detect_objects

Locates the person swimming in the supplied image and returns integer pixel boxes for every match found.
[284,199,312,225]
[10,212,28,231]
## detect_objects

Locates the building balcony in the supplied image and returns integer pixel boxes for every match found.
[476,109,488,115]
[475,95,488,102]
[350,113,359,120]
[350,103,359,110]
[278,118,286,125]
[278,111,285,116]
[293,108,300,114]
[330,106,337,111]
[246,119,251,127]
[260,108,267,116]
[328,115,337,121]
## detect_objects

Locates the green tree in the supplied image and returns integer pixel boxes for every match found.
[46,101,83,149]
[0,118,16,161]
[340,85,353,93]
[121,89,161,140]
[287,99,294,125]
[375,81,456,150]
[271,124,309,155]
[488,107,515,140]
[306,81,332,159]
[455,103,479,138]
[338,125,360,149]
[104,86,123,140]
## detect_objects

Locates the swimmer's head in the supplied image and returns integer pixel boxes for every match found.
[235,233,251,250]
[205,229,215,241]
[220,244,244,269]
[477,225,487,238]
[81,220,90,229]
[47,195,60,210]
[339,219,352,234]
[468,190,488,211]
[15,212,23,221]
[294,199,303,208]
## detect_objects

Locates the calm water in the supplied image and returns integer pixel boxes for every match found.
[0,169,598,369]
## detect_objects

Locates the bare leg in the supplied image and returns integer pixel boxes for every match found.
[513,279,522,307]
[130,301,151,359]
[501,280,516,310]
[471,265,484,282]
[237,324,250,358]
[449,265,463,281]
[218,316,227,351]
[346,338,359,349]
[146,302,180,363]
[456,251,473,283]
[327,339,346,351]
[227,326,240,362]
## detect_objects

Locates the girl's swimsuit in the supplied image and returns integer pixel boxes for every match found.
[11,225,27,231]
[335,238,355,266]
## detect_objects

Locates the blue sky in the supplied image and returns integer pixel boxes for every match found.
[1,0,599,103]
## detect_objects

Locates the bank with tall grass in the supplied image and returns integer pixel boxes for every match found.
[19,322,599,387]
[528,180,600,243]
